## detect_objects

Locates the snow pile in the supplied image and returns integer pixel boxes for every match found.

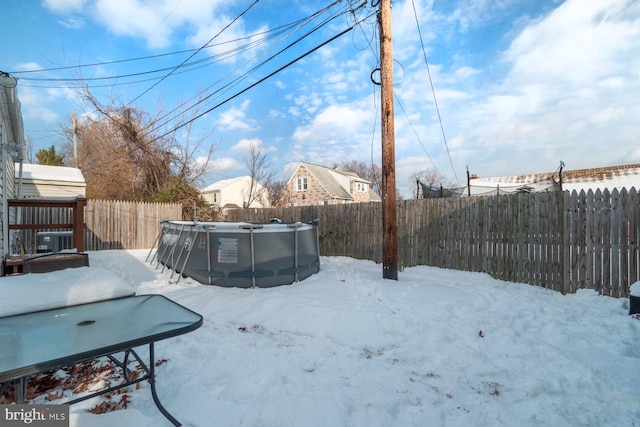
[631,281,640,297]
[0,266,134,317]
[4,250,639,426]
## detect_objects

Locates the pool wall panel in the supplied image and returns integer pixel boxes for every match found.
[156,221,320,288]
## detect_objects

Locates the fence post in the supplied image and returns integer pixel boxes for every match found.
[560,190,569,294]
[72,197,87,252]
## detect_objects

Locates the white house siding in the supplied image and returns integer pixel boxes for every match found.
[201,176,269,211]
[15,164,86,198]
[0,72,26,261]
[466,164,640,196]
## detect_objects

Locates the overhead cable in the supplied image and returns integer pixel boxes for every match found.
[410,0,459,185]
[152,25,358,143]
[127,0,261,106]
[148,1,362,134]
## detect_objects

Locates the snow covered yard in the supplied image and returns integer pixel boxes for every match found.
[8,249,640,426]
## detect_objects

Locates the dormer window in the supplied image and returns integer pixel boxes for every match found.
[356,182,367,192]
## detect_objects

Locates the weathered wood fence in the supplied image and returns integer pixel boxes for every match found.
[13,199,182,252]
[229,188,640,298]
[84,200,182,250]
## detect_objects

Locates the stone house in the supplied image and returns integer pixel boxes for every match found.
[285,161,380,206]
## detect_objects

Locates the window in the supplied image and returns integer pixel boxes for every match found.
[296,177,308,191]
[356,182,367,192]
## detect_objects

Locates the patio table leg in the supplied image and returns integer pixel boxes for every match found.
[14,377,26,404]
[149,342,181,427]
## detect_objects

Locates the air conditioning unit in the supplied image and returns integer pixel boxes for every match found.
[36,231,74,253]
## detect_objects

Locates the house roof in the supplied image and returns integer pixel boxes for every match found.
[16,163,85,183]
[469,163,640,194]
[201,176,252,193]
[294,162,372,200]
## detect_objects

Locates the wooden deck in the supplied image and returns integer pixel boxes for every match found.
[3,253,89,276]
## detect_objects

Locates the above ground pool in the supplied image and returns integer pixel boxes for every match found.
[153,221,320,288]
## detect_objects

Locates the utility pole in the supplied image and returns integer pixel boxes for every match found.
[379,0,398,280]
[72,112,78,168]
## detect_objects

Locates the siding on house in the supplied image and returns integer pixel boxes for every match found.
[466,163,640,196]
[0,72,26,260]
[201,175,269,211]
[15,163,86,198]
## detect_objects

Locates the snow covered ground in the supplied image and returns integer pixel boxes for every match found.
[7,250,640,426]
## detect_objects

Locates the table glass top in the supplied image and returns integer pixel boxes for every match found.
[0,294,203,381]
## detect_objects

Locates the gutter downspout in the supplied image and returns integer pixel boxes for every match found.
[2,144,8,257]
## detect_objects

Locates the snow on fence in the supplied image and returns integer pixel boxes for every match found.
[228,188,639,298]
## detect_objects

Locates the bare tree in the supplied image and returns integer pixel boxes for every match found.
[242,141,273,208]
[414,168,444,188]
[266,179,289,208]
[62,85,215,216]
[340,160,382,195]
[413,168,455,199]
[24,136,35,163]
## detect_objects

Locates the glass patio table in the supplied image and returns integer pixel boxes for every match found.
[0,294,203,426]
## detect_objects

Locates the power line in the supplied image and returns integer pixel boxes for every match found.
[410,0,459,185]
[8,15,314,78]
[147,1,359,135]
[394,93,442,177]
[152,24,360,143]
[127,0,261,106]
[14,17,318,90]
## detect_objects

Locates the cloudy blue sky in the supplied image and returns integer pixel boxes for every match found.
[1,0,639,197]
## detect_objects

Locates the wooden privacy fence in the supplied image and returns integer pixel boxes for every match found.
[84,200,182,250]
[229,188,640,298]
[12,199,182,252]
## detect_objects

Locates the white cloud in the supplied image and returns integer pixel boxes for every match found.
[18,84,76,124]
[16,62,45,72]
[421,0,640,180]
[216,100,256,132]
[230,138,262,152]
[57,17,85,30]
[454,66,479,80]
[211,156,241,172]
[504,0,639,85]
[45,0,251,50]
[43,0,87,13]
[292,104,368,143]
[293,92,323,115]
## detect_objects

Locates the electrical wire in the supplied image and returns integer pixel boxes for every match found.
[410,0,459,185]
[152,24,359,143]
[9,14,316,79]
[147,1,363,136]
[394,93,441,177]
[357,0,441,186]
[15,17,320,90]
[127,0,261,106]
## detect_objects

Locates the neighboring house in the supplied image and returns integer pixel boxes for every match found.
[0,72,26,260]
[200,175,269,213]
[15,163,86,198]
[464,163,640,196]
[285,161,381,206]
